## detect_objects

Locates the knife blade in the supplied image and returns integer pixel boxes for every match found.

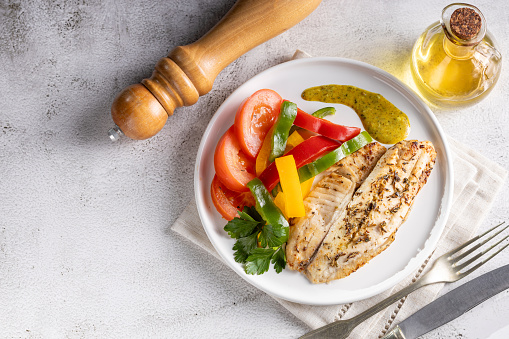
[382,264,509,339]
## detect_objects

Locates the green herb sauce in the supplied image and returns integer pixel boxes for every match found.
[301,85,410,144]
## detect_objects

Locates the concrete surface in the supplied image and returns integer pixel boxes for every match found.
[1,0,508,338]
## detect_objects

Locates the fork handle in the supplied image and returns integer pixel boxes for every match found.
[300,273,436,339]
[349,276,432,326]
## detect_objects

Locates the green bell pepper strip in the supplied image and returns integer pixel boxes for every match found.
[247,178,289,232]
[298,131,373,183]
[311,107,336,119]
[269,101,297,163]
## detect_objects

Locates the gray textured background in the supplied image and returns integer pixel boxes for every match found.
[1,0,508,338]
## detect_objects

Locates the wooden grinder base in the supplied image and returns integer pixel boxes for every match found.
[109,0,322,140]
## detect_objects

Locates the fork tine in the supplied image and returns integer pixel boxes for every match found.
[451,222,509,263]
[443,222,506,259]
[454,233,509,271]
[457,241,509,277]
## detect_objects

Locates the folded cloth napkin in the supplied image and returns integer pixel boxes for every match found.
[171,50,507,338]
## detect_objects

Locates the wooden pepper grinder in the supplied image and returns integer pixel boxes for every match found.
[108,0,322,141]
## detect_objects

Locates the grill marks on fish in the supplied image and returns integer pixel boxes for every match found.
[286,143,386,271]
[326,142,388,189]
[286,173,354,271]
[304,140,436,284]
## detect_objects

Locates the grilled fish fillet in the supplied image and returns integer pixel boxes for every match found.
[286,142,387,271]
[305,140,436,283]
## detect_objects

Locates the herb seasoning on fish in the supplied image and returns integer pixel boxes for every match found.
[301,85,410,144]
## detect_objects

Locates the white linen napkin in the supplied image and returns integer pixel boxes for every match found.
[171,50,507,338]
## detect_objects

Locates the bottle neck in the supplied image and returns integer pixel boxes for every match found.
[440,3,487,60]
[443,35,477,60]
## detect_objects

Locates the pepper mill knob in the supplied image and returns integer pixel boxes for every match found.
[109,0,322,140]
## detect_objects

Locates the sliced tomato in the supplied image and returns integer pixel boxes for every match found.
[214,126,256,192]
[211,175,255,221]
[234,89,283,158]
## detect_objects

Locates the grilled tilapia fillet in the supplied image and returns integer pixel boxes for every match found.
[305,140,436,284]
[286,142,387,271]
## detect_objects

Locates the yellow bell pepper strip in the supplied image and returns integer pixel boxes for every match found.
[273,191,288,219]
[273,180,310,200]
[275,178,313,215]
[275,155,305,218]
[285,130,305,152]
[298,131,373,183]
[286,131,316,196]
[269,101,298,163]
[288,131,315,198]
[255,125,275,176]
[300,177,314,199]
[274,178,313,218]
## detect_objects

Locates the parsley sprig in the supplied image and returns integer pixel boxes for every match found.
[224,206,288,275]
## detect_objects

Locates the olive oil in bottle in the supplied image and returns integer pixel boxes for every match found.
[411,3,502,108]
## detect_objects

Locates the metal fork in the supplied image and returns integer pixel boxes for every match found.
[300,222,509,339]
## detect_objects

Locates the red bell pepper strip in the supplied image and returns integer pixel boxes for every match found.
[293,107,361,142]
[258,136,340,192]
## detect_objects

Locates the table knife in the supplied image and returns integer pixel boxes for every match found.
[382,264,509,339]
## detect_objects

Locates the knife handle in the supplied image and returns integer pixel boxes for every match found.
[109,0,322,140]
[300,273,436,339]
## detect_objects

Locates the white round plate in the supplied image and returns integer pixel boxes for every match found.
[194,57,453,305]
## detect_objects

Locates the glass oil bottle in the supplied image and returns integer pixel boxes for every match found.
[411,3,502,108]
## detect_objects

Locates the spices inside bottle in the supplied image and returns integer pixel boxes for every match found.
[411,3,502,107]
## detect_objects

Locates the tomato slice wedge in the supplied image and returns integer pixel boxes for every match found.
[211,175,255,221]
[234,89,283,158]
[214,126,256,192]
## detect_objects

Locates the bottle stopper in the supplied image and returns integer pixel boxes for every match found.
[450,7,482,40]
